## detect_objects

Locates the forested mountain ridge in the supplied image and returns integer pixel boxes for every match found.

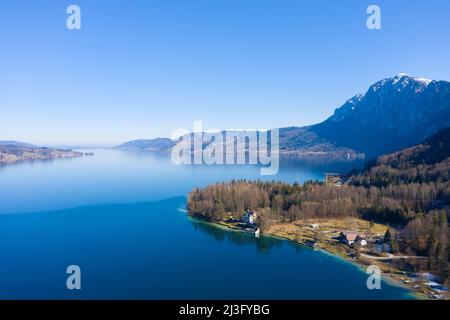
[350,127,450,190]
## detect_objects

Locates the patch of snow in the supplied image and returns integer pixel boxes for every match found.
[392,73,432,86]
[393,73,408,84]
[347,94,364,104]
[413,77,432,85]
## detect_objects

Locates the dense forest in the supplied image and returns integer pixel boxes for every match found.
[188,127,450,282]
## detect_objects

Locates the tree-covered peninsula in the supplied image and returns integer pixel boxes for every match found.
[188,128,450,295]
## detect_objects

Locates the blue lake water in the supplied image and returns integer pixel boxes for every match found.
[0,150,413,299]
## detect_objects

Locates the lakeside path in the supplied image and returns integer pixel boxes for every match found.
[361,253,427,261]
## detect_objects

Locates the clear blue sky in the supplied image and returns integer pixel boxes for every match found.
[1,0,450,146]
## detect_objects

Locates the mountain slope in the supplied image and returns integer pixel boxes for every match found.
[349,126,450,188]
[304,74,450,158]
[376,126,450,168]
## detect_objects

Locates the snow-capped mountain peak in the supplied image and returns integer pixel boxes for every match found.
[413,77,432,85]
[392,73,432,86]
[392,73,409,84]
[395,72,409,78]
[316,74,450,157]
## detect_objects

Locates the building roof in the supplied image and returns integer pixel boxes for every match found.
[345,233,357,241]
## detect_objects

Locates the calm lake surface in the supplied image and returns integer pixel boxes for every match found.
[0,150,413,299]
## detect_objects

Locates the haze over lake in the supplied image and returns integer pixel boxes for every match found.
[0,150,413,299]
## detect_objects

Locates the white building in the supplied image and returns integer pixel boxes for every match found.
[243,211,257,225]
[359,238,368,246]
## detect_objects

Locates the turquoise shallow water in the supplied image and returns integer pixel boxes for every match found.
[0,150,413,299]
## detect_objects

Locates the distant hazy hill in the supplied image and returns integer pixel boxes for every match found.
[117,74,450,159]
[114,138,176,152]
[0,140,37,148]
[0,142,82,165]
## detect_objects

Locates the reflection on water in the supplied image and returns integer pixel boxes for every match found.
[188,217,285,254]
